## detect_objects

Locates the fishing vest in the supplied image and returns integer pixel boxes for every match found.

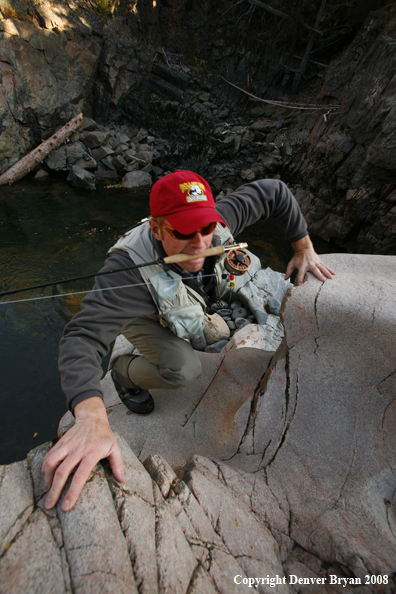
[108,221,260,339]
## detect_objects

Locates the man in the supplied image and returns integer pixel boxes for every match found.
[42,170,334,511]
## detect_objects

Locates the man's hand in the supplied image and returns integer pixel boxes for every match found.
[285,235,335,286]
[41,397,125,511]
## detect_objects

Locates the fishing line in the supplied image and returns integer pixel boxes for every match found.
[0,273,222,306]
[0,242,248,299]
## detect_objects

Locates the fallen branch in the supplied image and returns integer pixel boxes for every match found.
[246,0,323,35]
[299,0,327,77]
[220,75,339,111]
[0,113,83,186]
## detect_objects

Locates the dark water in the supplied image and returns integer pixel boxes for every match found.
[0,178,332,465]
[0,179,152,464]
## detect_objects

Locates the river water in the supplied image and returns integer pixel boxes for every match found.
[0,178,330,465]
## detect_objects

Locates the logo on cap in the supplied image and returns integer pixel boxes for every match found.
[179,182,208,203]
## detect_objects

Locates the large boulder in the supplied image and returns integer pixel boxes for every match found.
[230,253,396,575]
[1,253,395,592]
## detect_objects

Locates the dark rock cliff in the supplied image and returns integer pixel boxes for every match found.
[0,0,395,254]
[286,13,396,254]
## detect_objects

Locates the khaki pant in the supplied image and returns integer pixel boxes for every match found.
[112,316,202,390]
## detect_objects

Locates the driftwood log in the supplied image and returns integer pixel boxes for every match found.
[0,113,83,186]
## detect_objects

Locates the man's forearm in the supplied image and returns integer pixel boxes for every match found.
[74,395,107,419]
[291,234,314,254]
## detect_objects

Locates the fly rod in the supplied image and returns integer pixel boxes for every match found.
[0,242,248,299]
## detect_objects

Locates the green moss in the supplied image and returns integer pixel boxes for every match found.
[0,2,33,22]
[93,0,111,17]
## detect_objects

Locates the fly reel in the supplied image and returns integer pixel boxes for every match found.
[224,248,251,276]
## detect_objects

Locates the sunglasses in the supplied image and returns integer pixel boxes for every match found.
[161,221,217,241]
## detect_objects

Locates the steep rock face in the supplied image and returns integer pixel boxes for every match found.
[229,254,396,575]
[0,13,102,172]
[287,16,396,254]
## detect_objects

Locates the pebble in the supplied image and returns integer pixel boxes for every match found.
[190,334,207,351]
[217,308,233,317]
[236,319,250,330]
[227,320,236,330]
[235,317,247,328]
[230,301,243,309]
[211,300,228,311]
[231,307,248,321]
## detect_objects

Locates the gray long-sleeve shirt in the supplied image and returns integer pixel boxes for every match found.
[59,179,307,411]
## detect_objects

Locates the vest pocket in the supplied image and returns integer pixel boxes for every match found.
[161,305,205,339]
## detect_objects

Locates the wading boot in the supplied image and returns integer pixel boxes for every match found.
[111,368,154,415]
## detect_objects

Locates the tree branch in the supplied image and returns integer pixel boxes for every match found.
[246,0,323,35]
[220,75,339,110]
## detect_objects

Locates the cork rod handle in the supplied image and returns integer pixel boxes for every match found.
[163,243,248,264]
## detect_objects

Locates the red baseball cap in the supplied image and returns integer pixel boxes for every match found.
[150,170,226,234]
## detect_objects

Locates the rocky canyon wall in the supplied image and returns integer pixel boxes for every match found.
[0,4,103,170]
[286,14,396,255]
[0,1,395,255]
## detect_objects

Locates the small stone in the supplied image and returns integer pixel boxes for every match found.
[92,146,114,161]
[235,317,248,328]
[240,169,256,181]
[216,308,232,318]
[113,155,128,171]
[119,133,130,144]
[126,162,140,172]
[124,149,137,160]
[136,150,153,163]
[231,307,248,321]
[230,301,242,310]
[34,169,49,180]
[46,148,67,171]
[122,170,152,189]
[102,155,116,170]
[203,313,230,345]
[227,321,236,330]
[211,300,228,311]
[223,136,234,146]
[80,117,97,131]
[73,157,97,170]
[190,334,207,351]
[81,131,110,149]
[134,128,148,143]
[66,142,91,167]
[67,166,97,190]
